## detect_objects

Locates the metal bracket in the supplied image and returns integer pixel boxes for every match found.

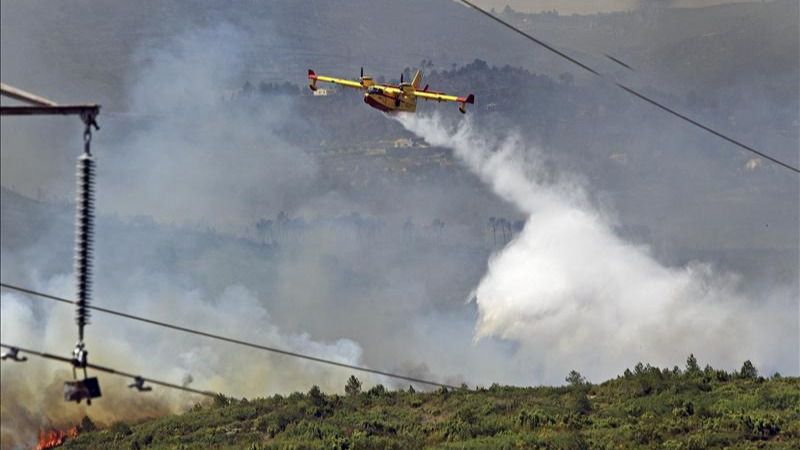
[64,377,102,404]
[1,81,100,128]
[0,347,27,362]
[65,342,101,404]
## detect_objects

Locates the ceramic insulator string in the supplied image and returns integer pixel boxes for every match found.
[74,137,95,341]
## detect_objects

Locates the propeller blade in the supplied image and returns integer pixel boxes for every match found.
[360,67,364,78]
[400,73,404,83]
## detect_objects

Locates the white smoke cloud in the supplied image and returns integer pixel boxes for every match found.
[398,112,798,382]
[0,276,366,395]
[0,275,366,448]
[99,24,318,230]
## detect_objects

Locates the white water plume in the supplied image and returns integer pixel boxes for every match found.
[398,113,797,382]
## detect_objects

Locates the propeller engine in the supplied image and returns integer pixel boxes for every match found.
[396,73,406,107]
[359,67,374,88]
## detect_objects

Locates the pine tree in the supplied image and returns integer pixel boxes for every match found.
[345,375,362,396]
[566,370,587,387]
[686,354,701,375]
[308,385,325,406]
[740,360,758,379]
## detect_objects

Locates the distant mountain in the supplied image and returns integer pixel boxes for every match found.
[1,0,545,110]
[4,0,795,109]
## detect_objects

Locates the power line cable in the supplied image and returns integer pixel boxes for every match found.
[604,54,634,71]
[0,342,217,397]
[458,0,800,174]
[0,282,463,390]
[611,83,799,172]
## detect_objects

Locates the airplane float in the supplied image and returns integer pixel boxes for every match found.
[308,68,474,114]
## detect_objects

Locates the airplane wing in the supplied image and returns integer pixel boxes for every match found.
[308,70,364,90]
[415,91,475,113]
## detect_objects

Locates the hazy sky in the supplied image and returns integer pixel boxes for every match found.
[471,0,754,15]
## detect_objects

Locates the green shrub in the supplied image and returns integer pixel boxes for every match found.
[109,421,133,437]
[367,384,387,397]
[739,414,780,440]
[516,409,553,429]
[551,431,589,450]
[442,417,472,441]
[345,376,362,396]
[79,415,97,433]
[671,400,694,418]
[633,412,661,445]
[570,391,592,415]
[361,418,397,436]
[759,388,800,410]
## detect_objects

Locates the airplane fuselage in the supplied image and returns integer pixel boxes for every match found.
[364,84,416,113]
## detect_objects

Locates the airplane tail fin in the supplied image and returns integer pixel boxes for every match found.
[458,94,474,114]
[308,69,318,91]
[411,70,422,89]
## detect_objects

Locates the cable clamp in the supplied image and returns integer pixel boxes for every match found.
[0,347,27,362]
[128,376,152,392]
[71,341,88,374]
[80,111,99,131]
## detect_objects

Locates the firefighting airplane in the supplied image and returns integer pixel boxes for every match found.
[308,68,475,114]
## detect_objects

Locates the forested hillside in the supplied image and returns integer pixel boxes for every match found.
[63,359,799,449]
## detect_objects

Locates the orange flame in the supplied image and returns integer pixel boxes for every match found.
[35,426,79,450]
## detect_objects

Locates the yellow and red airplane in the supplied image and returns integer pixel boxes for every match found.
[308,68,474,114]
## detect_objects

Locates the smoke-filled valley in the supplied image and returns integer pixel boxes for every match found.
[1,1,798,448]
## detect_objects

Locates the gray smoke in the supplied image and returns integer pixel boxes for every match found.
[1,24,356,448]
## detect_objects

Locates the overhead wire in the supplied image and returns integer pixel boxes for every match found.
[0,343,218,397]
[458,0,800,174]
[604,53,634,71]
[0,282,463,390]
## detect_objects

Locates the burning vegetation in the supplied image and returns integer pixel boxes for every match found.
[32,416,95,450]
[35,426,78,450]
